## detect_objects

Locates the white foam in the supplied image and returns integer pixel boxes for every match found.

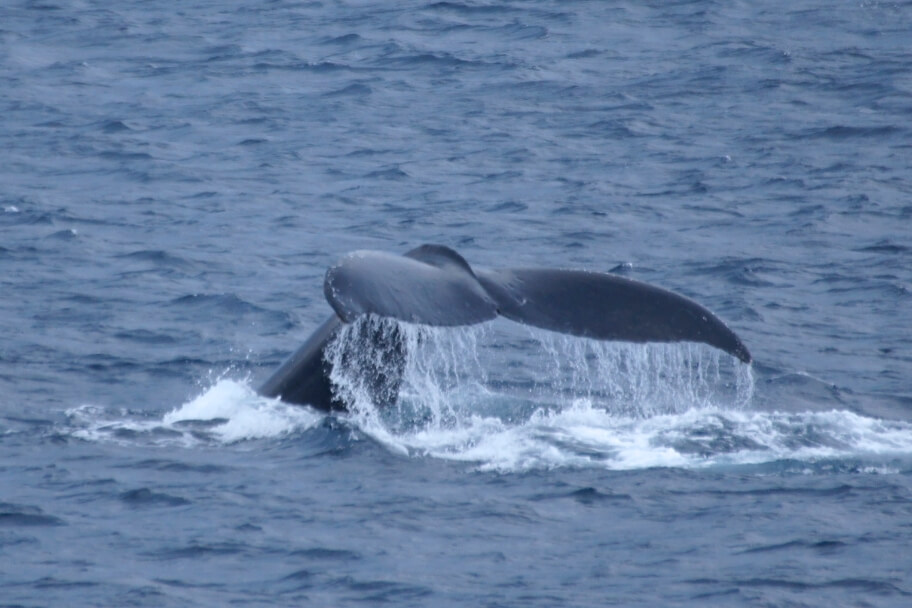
[163,379,320,442]
[354,402,912,473]
[325,318,776,470]
[67,378,321,446]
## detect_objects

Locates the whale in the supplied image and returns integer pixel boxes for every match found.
[258,244,752,411]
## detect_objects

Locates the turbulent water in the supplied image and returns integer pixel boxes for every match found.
[2,0,911,606]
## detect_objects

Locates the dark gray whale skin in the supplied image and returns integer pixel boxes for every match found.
[257,315,342,410]
[258,245,751,412]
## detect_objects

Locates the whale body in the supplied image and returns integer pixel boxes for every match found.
[258,244,751,411]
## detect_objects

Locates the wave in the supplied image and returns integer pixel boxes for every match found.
[65,378,321,446]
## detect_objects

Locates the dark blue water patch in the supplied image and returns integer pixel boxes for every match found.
[585,118,639,138]
[96,149,154,162]
[152,577,225,591]
[427,1,515,16]
[364,165,409,180]
[803,124,903,140]
[146,541,250,560]
[824,278,909,301]
[116,585,170,605]
[710,40,793,64]
[756,366,848,409]
[688,257,791,289]
[166,293,268,316]
[113,329,180,346]
[739,538,848,555]
[31,577,100,590]
[856,240,910,255]
[1,414,57,431]
[119,488,191,508]
[327,577,434,603]
[487,200,527,213]
[682,203,746,219]
[380,49,490,71]
[237,137,270,147]
[202,43,243,63]
[80,354,143,376]
[679,482,857,499]
[529,486,635,505]
[118,459,232,475]
[688,576,909,596]
[489,22,549,41]
[323,82,373,98]
[115,249,195,272]
[292,60,364,74]
[321,33,364,46]
[275,419,365,459]
[280,568,314,585]
[45,228,79,240]
[289,547,362,562]
[0,503,65,527]
[1,205,51,227]
[142,357,234,385]
[100,119,133,134]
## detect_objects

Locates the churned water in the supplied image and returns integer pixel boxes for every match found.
[2,1,911,606]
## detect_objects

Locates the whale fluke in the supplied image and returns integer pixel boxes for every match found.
[259,244,751,411]
[324,246,498,326]
[475,268,752,364]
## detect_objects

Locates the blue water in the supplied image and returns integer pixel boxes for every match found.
[2,0,911,605]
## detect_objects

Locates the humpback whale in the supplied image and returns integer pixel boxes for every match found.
[258,244,751,411]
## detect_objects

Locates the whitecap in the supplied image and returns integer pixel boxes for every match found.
[66,378,321,446]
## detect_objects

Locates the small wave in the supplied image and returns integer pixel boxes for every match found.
[65,379,320,446]
[0,502,66,527]
[162,379,320,442]
[806,125,902,140]
[119,488,190,508]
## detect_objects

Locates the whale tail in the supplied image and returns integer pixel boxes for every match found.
[259,244,751,411]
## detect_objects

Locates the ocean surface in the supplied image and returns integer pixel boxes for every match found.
[2,0,911,606]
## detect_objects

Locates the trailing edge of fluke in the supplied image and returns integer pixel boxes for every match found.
[258,244,752,412]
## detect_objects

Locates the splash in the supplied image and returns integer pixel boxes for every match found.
[321,317,912,472]
[387,403,912,473]
[162,378,320,442]
[61,319,912,473]
[325,316,494,432]
[66,378,320,446]
[325,316,753,429]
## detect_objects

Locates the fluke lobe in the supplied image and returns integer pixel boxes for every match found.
[258,244,751,411]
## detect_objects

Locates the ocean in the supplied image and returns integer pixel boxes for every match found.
[1,0,911,605]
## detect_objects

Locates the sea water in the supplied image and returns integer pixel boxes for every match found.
[2,1,911,605]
